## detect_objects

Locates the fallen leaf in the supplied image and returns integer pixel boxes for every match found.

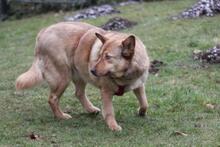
[173,131,188,137]
[205,103,215,109]
[14,90,24,96]
[28,132,41,140]
[193,49,202,54]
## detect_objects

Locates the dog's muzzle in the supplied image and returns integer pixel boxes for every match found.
[90,69,97,77]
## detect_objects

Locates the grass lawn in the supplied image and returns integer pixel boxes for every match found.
[0,0,220,146]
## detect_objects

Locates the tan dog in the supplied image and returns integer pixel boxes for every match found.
[16,22,150,131]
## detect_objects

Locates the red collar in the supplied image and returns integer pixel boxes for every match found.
[114,85,126,96]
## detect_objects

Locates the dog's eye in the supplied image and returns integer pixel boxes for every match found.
[105,54,112,60]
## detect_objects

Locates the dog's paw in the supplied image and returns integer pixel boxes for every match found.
[87,106,101,115]
[138,107,147,116]
[56,113,72,120]
[62,113,72,119]
[109,124,122,131]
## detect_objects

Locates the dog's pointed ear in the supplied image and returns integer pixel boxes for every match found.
[95,33,107,44]
[121,35,135,60]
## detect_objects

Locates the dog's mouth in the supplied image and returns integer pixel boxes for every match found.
[90,69,126,79]
[101,71,112,77]
[90,69,110,77]
[109,72,124,79]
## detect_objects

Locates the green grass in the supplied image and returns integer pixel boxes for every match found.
[0,0,220,146]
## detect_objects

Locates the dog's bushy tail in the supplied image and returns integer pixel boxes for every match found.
[16,58,43,91]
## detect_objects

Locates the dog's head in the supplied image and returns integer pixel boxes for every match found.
[90,33,135,78]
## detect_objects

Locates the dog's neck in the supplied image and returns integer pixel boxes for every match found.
[111,64,147,96]
[112,63,143,84]
[110,66,143,96]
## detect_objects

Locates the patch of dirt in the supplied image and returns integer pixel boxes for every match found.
[193,44,220,63]
[101,17,137,31]
[149,60,165,75]
[64,4,120,21]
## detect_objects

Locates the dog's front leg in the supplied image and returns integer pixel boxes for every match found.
[101,88,122,131]
[133,84,148,116]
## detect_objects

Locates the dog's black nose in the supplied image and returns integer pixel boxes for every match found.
[90,69,97,76]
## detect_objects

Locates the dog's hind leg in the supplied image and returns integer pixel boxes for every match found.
[73,79,100,114]
[48,81,72,120]
[133,84,148,116]
[44,62,72,119]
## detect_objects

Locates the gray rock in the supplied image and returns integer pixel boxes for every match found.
[171,0,220,20]
[193,44,220,63]
[65,4,120,21]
